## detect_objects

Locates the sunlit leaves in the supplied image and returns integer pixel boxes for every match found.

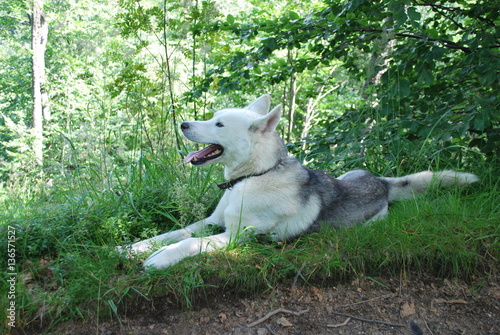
[194,0,499,160]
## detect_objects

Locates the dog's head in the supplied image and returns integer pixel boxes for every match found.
[181,95,284,174]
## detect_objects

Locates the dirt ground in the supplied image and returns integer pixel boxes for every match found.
[25,273,498,335]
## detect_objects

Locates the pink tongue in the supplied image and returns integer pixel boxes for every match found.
[184,151,198,163]
[184,144,220,163]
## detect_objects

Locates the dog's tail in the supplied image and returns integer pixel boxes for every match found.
[381,170,479,202]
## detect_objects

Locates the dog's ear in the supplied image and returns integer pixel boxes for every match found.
[252,105,282,133]
[246,94,271,115]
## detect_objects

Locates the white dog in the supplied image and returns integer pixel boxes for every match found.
[122,95,478,269]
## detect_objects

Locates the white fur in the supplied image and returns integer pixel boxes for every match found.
[384,170,479,202]
[137,162,322,269]
[123,95,315,269]
[181,99,282,180]
[120,95,479,269]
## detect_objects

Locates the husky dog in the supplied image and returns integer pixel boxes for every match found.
[125,95,478,269]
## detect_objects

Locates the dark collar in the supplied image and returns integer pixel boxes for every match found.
[217,160,284,190]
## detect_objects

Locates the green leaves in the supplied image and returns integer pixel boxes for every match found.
[417,68,434,86]
[3,0,495,185]
[388,1,407,27]
[407,6,421,28]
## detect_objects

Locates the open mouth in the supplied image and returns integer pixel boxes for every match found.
[184,144,224,165]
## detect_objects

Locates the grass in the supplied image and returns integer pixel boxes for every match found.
[0,152,498,334]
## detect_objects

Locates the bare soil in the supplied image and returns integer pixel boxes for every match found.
[26,273,499,335]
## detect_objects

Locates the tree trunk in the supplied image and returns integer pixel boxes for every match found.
[31,0,48,166]
[286,48,298,143]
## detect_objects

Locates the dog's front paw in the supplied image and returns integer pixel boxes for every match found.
[142,245,184,270]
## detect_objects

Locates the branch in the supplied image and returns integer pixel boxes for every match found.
[419,0,466,30]
[417,0,496,28]
[327,317,351,328]
[358,29,472,54]
[336,293,395,308]
[396,32,471,53]
[247,308,309,327]
[332,311,406,328]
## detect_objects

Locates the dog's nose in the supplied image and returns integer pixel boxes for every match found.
[180,122,189,131]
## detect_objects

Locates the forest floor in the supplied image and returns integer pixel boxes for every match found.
[33,273,499,335]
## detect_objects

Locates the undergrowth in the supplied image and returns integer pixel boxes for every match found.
[0,152,498,334]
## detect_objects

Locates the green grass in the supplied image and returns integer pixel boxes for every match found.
[0,154,498,333]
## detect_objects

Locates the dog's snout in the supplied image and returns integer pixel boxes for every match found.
[181,122,190,131]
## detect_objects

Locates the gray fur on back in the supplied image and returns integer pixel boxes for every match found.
[287,158,389,232]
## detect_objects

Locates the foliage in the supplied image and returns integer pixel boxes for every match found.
[194,0,499,171]
[0,0,499,332]
[2,0,498,182]
[0,0,33,174]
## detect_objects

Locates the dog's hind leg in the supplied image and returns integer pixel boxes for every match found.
[337,169,368,181]
[367,204,389,222]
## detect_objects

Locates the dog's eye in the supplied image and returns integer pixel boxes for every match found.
[215,122,224,128]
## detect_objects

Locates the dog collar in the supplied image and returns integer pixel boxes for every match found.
[217,176,248,190]
[217,160,284,190]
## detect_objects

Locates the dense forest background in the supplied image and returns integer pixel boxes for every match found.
[0,1,498,331]
[1,0,498,192]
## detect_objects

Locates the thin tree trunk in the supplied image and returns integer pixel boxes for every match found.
[192,0,198,120]
[286,48,298,143]
[31,0,48,166]
[163,0,182,152]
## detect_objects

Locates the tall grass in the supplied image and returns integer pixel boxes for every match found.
[0,142,498,333]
